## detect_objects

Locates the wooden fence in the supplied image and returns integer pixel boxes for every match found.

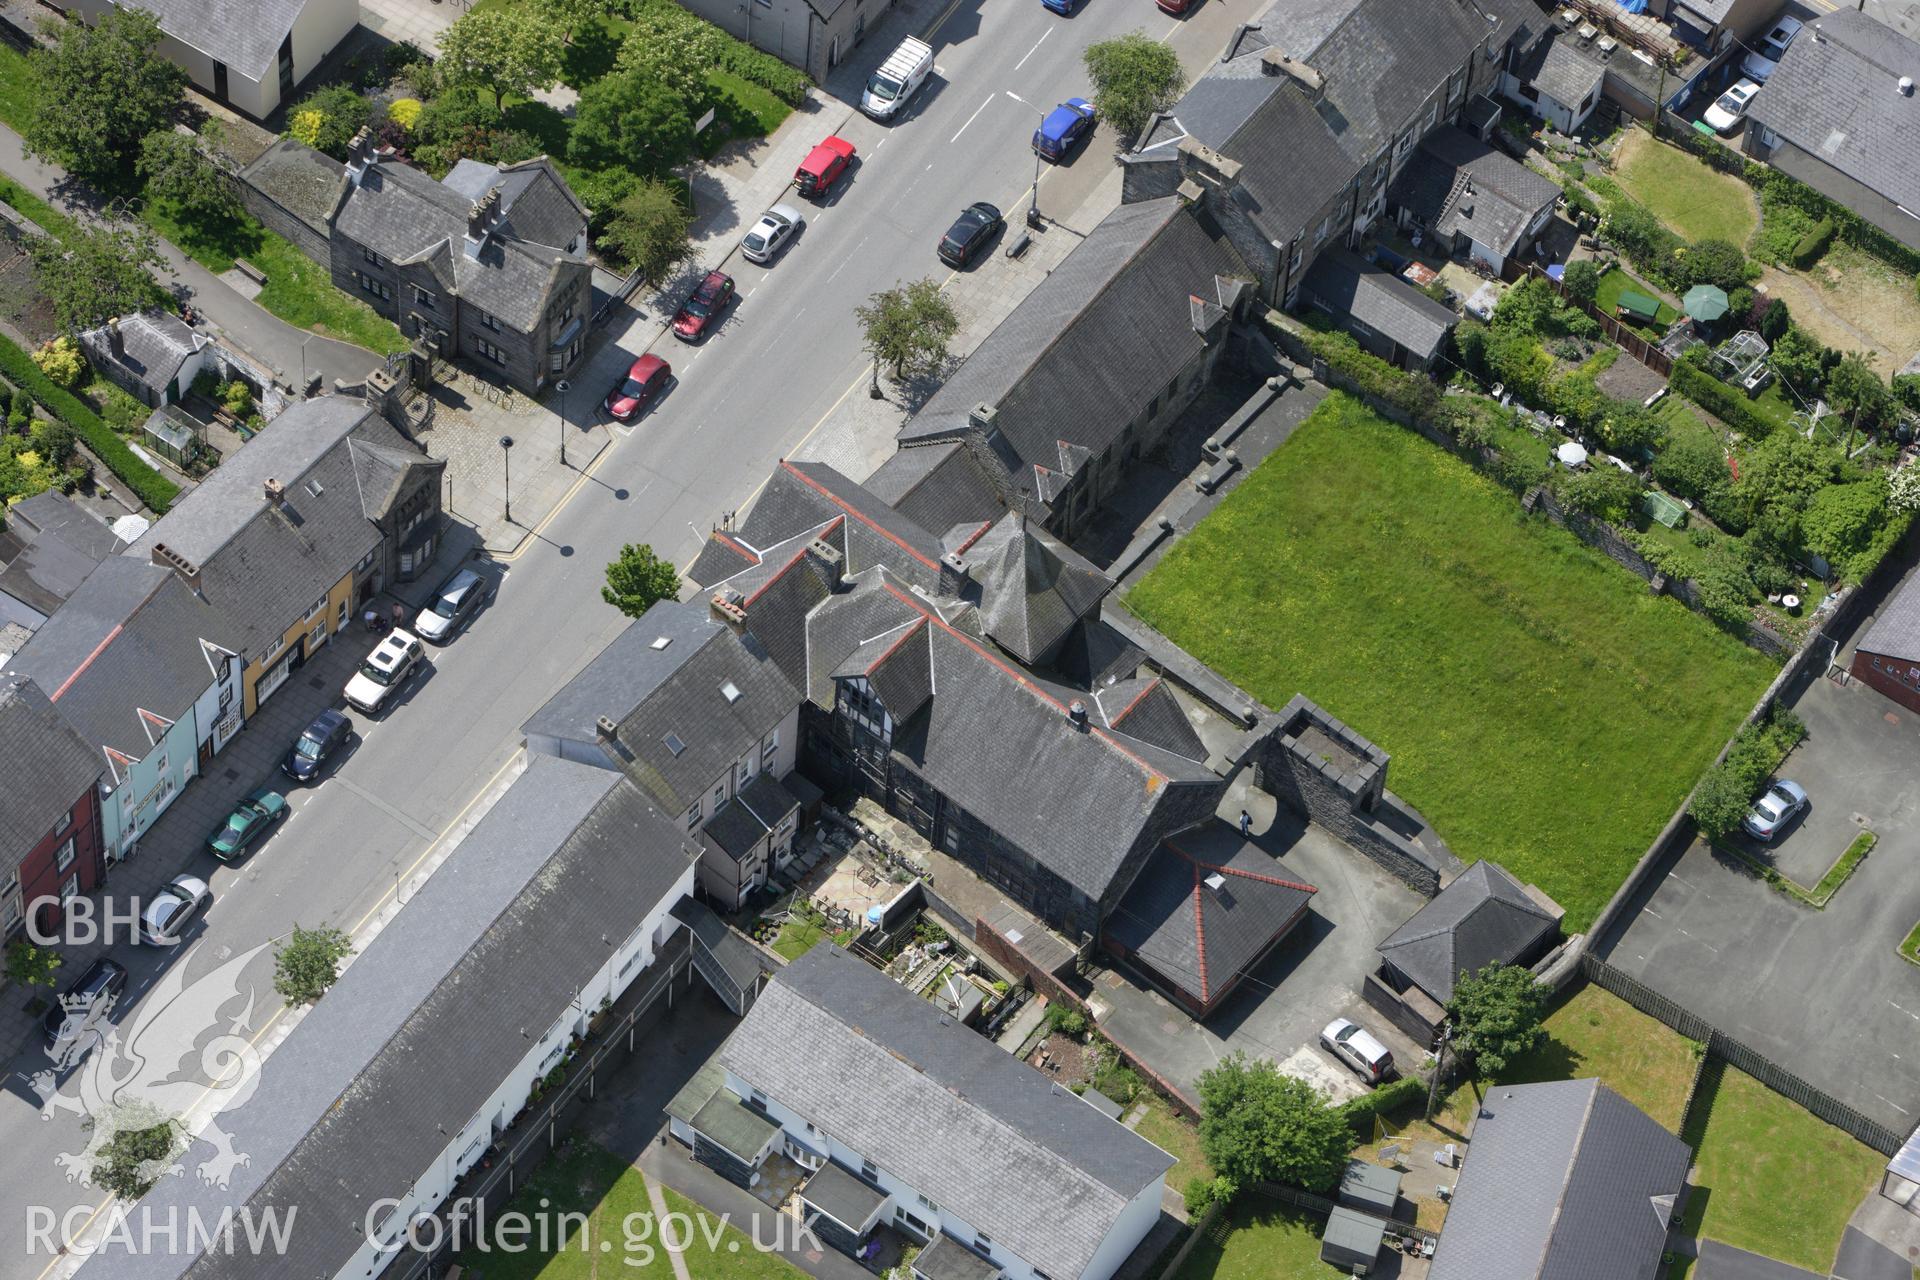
[1519,262,1674,376]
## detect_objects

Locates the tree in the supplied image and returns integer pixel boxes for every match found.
[91,1109,182,1199]
[1561,259,1601,308]
[1555,465,1644,525]
[273,925,353,1006]
[538,0,612,42]
[571,68,695,179]
[1736,430,1843,545]
[26,9,186,180]
[602,543,682,617]
[615,10,723,107]
[5,939,60,990]
[1758,297,1791,344]
[601,179,694,281]
[437,7,564,113]
[1801,476,1890,577]
[137,130,240,223]
[285,84,378,161]
[1446,962,1547,1079]
[31,336,85,388]
[1595,400,1664,456]
[1769,325,1826,398]
[1689,757,1756,839]
[1891,464,1920,514]
[856,279,960,395]
[1083,33,1185,141]
[1827,353,1890,438]
[1668,237,1748,292]
[26,223,163,334]
[1196,1054,1352,1192]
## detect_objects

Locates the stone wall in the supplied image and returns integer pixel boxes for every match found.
[692,1135,756,1190]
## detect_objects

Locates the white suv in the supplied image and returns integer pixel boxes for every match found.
[345,630,425,715]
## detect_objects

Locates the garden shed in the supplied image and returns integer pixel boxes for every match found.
[1615,290,1662,324]
[1321,1205,1387,1273]
[1711,331,1773,393]
[1339,1160,1403,1217]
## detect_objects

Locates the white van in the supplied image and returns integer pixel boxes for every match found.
[862,37,933,120]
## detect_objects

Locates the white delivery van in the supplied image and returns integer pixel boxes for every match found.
[862,37,933,120]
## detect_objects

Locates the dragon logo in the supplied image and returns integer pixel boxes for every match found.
[23,942,271,1191]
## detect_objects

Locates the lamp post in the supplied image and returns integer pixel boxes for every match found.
[1006,92,1047,227]
[499,435,515,525]
[555,380,571,469]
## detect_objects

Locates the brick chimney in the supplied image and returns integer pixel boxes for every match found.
[105,317,123,360]
[149,542,202,594]
[709,590,748,633]
[1260,48,1326,98]
[464,188,503,260]
[264,477,286,504]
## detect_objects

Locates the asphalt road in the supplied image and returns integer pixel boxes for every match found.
[0,0,1267,1270]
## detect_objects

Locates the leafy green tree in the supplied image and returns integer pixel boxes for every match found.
[615,10,724,106]
[1690,758,1756,839]
[137,129,240,223]
[1827,353,1890,436]
[27,222,164,334]
[1084,33,1185,141]
[1735,430,1843,545]
[600,179,694,280]
[286,84,378,160]
[1891,464,1920,514]
[1560,259,1601,308]
[91,1108,182,1199]
[1196,1054,1352,1192]
[437,7,565,112]
[1669,238,1748,292]
[538,0,612,42]
[856,279,960,395]
[273,925,353,1006]
[1555,465,1644,525]
[26,8,186,180]
[1769,325,1826,398]
[5,940,60,990]
[1801,476,1890,576]
[602,543,682,617]
[1759,297,1791,343]
[571,68,694,179]
[1446,963,1547,1079]
[1596,401,1664,456]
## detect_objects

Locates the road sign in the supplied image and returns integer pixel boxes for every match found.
[695,107,716,133]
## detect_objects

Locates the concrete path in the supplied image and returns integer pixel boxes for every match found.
[643,1169,696,1280]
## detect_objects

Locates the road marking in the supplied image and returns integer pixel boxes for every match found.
[875,136,888,150]
[1641,907,1662,919]
[920,0,971,40]
[1667,872,1693,888]
[824,236,870,285]
[952,93,996,144]
[1891,998,1920,1021]
[1877,1092,1912,1116]
[1013,27,1051,71]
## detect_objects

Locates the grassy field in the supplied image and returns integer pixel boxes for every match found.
[1134,1095,1212,1193]
[1125,394,1775,928]
[1678,1063,1883,1272]
[1493,984,1700,1130]
[1173,1195,1342,1280]
[1614,133,1758,247]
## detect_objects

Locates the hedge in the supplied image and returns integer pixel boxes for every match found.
[0,334,177,513]
[1789,217,1834,270]
[1338,1074,1428,1138]
[715,41,811,106]
[1669,359,1774,441]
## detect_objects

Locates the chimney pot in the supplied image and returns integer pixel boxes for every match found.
[595,715,619,743]
[1902,75,1915,96]
[709,590,748,633]
[1068,700,1089,730]
[264,477,286,504]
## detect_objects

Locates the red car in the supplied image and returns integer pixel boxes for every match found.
[672,271,736,342]
[604,354,671,421]
[794,135,856,200]
[1155,0,1193,14]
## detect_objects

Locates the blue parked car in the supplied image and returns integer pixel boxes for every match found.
[1040,0,1083,16]
[1033,98,1096,160]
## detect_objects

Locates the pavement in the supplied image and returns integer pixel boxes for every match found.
[1837,1195,1920,1280]
[1694,1240,1826,1280]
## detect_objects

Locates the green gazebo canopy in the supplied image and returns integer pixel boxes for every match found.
[1683,284,1730,321]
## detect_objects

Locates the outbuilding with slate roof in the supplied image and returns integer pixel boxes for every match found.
[1851,567,1920,712]
[1388,127,1564,271]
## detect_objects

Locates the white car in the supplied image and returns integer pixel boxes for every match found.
[741,204,803,265]
[140,875,211,946]
[1741,15,1802,82]
[1322,1017,1395,1083]
[345,629,425,716]
[1703,78,1761,134]
[414,568,491,643]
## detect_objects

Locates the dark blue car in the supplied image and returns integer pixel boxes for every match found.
[1040,0,1083,16]
[282,708,352,783]
[1033,98,1096,160]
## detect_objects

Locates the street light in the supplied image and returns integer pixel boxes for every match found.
[499,435,515,525]
[555,380,571,470]
[1005,91,1047,227]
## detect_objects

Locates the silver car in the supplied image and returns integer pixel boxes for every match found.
[414,568,492,643]
[741,204,803,264]
[1322,1017,1395,1082]
[1743,779,1808,841]
[140,875,212,946]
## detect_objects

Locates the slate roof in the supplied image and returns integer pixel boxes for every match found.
[864,441,1010,536]
[82,755,700,1280]
[1094,677,1209,763]
[899,198,1250,508]
[523,599,721,746]
[1105,826,1316,1008]
[1509,29,1606,110]
[724,946,1175,1280]
[1377,861,1561,1002]
[702,771,799,860]
[1301,250,1459,361]
[441,157,589,251]
[967,513,1112,665]
[1390,127,1563,257]
[690,462,948,593]
[78,310,208,398]
[1747,10,1920,219]
[121,0,314,81]
[7,560,236,764]
[0,674,101,860]
[1428,1079,1690,1280]
[126,398,440,659]
[1858,568,1920,663]
[239,138,344,234]
[0,493,120,617]
[332,157,580,331]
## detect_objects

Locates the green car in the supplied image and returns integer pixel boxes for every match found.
[207,788,287,861]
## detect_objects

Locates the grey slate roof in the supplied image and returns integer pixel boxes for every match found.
[1429,1079,1690,1280]
[1390,127,1563,257]
[1095,677,1209,763]
[1105,825,1316,1007]
[83,754,699,1280]
[865,441,1010,536]
[900,199,1250,507]
[78,310,208,398]
[442,157,589,252]
[1748,10,1920,220]
[0,673,101,861]
[125,0,313,80]
[725,946,1175,1280]
[0,493,120,617]
[7,560,235,762]
[801,1161,890,1230]
[702,771,799,860]
[126,397,440,659]
[1509,29,1606,110]
[692,462,949,594]
[1302,250,1459,361]
[967,513,1111,665]
[523,599,722,746]
[1858,568,1920,663]
[1377,861,1560,1002]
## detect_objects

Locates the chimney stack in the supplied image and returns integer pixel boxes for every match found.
[938,551,969,598]
[105,317,123,359]
[1260,48,1326,98]
[264,477,286,504]
[465,188,503,260]
[710,590,748,633]
[595,715,618,745]
[149,542,203,594]
[1068,700,1089,731]
[345,127,376,186]
[804,536,845,585]
[1902,76,1915,97]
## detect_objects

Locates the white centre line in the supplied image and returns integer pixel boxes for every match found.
[875,136,888,149]
[1013,27,1051,71]
[952,92,996,144]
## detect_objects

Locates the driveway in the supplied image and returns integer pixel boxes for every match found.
[1732,687,1885,889]
[1093,784,1428,1101]
[1695,1240,1824,1280]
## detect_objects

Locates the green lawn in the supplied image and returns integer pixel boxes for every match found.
[1134,1094,1212,1193]
[0,40,33,133]
[1615,137,1758,247]
[1678,1063,1883,1272]
[772,905,850,961]
[1124,394,1776,928]
[1596,267,1680,337]
[658,1186,811,1280]
[1173,1194,1342,1280]
[1493,984,1700,1131]
[82,376,149,432]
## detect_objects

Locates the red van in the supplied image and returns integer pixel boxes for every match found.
[794,136,857,200]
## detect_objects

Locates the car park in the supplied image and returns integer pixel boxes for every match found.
[1703,78,1760,133]
[282,708,352,783]
[861,36,933,119]
[141,875,212,946]
[1741,16,1802,82]
[207,787,288,861]
[1743,779,1809,841]
[415,567,492,643]
[794,136,856,200]
[1321,1017,1395,1082]
[741,204,803,264]
[345,629,426,716]
[672,271,736,342]
[1033,99,1096,161]
[40,957,127,1060]
[604,355,671,422]
[938,202,1005,268]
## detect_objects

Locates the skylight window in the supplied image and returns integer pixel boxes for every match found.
[664,732,687,757]
[721,681,742,703]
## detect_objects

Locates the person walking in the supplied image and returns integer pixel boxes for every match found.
[1239,809,1252,838]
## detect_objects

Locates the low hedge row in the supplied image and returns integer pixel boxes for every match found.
[715,40,811,105]
[0,335,176,513]
[1338,1074,1428,1138]
[1669,359,1774,441]
[1789,217,1835,270]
